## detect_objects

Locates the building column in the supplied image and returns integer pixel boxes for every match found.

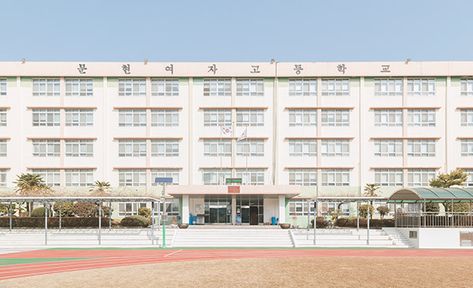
[278,195,286,223]
[181,195,189,224]
[231,195,237,225]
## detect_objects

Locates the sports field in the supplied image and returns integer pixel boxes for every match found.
[0,248,472,288]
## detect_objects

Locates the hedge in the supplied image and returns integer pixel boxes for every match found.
[335,218,395,228]
[310,217,329,228]
[120,216,150,227]
[0,217,110,228]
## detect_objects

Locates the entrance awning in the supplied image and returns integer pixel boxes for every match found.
[388,187,473,203]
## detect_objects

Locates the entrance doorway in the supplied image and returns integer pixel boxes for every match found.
[249,206,259,225]
[236,195,264,225]
[204,196,231,224]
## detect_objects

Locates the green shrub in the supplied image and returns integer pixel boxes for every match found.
[53,202,75,217]
[120,216,150,227]
[138,207,151,218]
[72,202,97,217]
[376,206,390,219]
[359,204,374,218]
[335,217,395,228]
[310,217,329,228]
[31,207,51,217]
[0,217,110,228]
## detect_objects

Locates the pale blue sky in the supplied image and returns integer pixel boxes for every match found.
[1,0,472,61]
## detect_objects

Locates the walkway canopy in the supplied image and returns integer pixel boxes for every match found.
[388,187,473,203]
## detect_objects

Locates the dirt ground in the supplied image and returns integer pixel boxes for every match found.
[1,256,472,288]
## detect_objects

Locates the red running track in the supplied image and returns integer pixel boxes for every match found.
[1,249,473,281]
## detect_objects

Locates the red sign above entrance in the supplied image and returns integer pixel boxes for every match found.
[228,186,240,194]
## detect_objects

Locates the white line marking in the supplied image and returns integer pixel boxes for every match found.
[163,249,182,258]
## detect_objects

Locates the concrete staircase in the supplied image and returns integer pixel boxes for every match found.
[382,227,415,248]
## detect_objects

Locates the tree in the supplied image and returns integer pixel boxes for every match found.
[363,183,380,197]
[376,206,390,219]
[429,169,469,212]
[89,181,111,197]
[14,173,52,215]
[359,204,374,219]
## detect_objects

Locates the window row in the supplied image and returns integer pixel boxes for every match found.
[374,109,436,127]
[118,140,180,157]
[288,169,351,186]
[118,109,180,127]
[32,109,94,127]
[288,109,350,127]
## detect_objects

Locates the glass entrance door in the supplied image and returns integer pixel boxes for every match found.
[236,195,264,225]
[204,196,231,224]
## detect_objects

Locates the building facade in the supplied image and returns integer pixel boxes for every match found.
[1,61,473,225]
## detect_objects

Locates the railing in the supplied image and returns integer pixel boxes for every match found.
[396,212,473,228]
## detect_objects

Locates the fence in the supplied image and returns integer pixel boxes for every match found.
[396,212,473,228]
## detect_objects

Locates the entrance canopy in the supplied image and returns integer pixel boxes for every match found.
[0,196,161,203]
[388,187,473,203]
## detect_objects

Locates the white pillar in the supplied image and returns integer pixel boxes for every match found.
[278,195,286,223]
[231,195,237,225]
[181,195,190,224]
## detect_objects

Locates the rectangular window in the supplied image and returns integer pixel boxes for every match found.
[118,169,147,186]
[118,79,146,96]
[321,169,350,186]
[407,140,436,157]
[151,79,179,96]
[236,79,264,96]
[65,169,94,187]
[407,109,436,127]
[465,170,473,187]
[289,139,316,157]
[461,139,473,156]
[118,140,147,157]
[65,109,94,126]
[374,169,403,186]
[374,110,403,127]
[288,200,316,216]
[203,79,231,96]
[151,109,179,127]
[288,109,316,127]
[0,109,6,126]
[65,140,94,157]
[65,79,93,96]
[203,109,232,127]
[118,202,148,217]
[236,109,264,127]
[288,169,317,186]
[321,79,350,96]
[0,79,6,96]
[151,140,179,157]
[118,110,147,127]
[202,169,232,185]
[374,79,403,96]
[204,140,232,157]
[0,140,6,157]
[31,169,60,186]
[151,169,180,185]
[407,79,435,96]
[374,140,403,157]
[235,169,265,185]
[32,109,60,127]
[321,140,350,157]
[0,170,6,187]
[236,139,264,157]
[407,169,436,186]
[321,110,350,127]
[461,79,473,96]
[461,109,473,126]
[32,79,60,96]
[289,79,317,96]
[32,140,60,157]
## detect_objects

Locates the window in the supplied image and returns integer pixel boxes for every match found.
[374,169,403,186]
[288,200,315,216]
[202,169,232,185]
[288,109,316,127]
[235,169,265,185]
[151,79,179,96]
[461,79,473,96]
[321,110,350,126]
[288,169,317,186]
[151,109,179,127]
[65,79,93,96]
[203,79,231,96]
[321,79,350,96]
[321,169,350,186]
[461,109,473,126]
[374,79,403,96]
[65,169,94,187]
[118,110,147,127]
[0,140,6,157]
[407,169,436,186]
[0,109,6,126]
[31,169,60,186]
[118,169,147,186]
[65,140,93,157]
[32,140,60,157]
[118,202,148,217]
[374,109,403,126]
[465,170,473,187]
[374,140,403,157]
[236,109,264,127]
[204,140,231,157]
[118,79,146,96]
[321,140,350,157]
[408,109,436,127]
[151,140,179,157]
[65,109,94,126]
[32,79,60,96]
[289,139,316,157]
[118,140,147,157]
[204,109,232,127]
[151,169,180,185]
[407,140,436,157]
[32,109,60,127]
[236,139,264,157]
[0,170,6,187]
[289,79,317,96]
[236,79,264,96]
[0,79,6,96]
[407,79,435,96]
[461,140,473,156]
